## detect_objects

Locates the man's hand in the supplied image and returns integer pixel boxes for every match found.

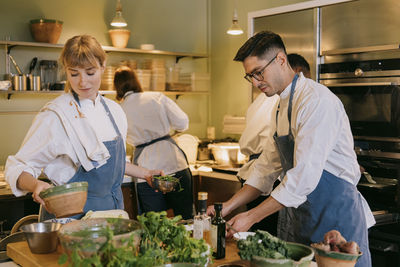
[206,202,230,218]
[226,211,254,238]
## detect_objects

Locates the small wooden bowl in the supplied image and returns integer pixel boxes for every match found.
[39,182,88,218]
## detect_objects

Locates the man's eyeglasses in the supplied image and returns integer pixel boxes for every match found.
[244,55,277,83]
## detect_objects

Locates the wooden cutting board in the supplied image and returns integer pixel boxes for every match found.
[7,241,67,267]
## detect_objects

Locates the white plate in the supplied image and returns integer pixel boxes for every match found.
[184,224,194,232]
[233,231,255,240]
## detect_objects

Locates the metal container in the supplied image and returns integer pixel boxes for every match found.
[21,222,61,254]
[208,142,248,167]
[27,74,41,91]
[12,74,27,91]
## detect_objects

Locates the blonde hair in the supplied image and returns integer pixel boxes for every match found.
[60,35,106,92]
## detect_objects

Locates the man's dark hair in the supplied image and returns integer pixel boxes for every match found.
[234,31,287,62]
[287,53,310,72]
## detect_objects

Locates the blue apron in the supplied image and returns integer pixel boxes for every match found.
[41,95,125,220]
[274,74,371,267]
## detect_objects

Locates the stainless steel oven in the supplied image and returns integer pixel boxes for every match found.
[320,58,400,266]
[319,58,400,138]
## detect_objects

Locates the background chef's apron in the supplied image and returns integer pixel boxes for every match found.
[133,134,193,219]
[273,74,371,267]
[41,96,125,220]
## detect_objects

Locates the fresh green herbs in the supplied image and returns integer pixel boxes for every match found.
[58,211,210,266]
[237,230,290,261]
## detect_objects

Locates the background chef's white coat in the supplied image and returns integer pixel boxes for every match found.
[121,92,188,182]
[238,93,279,195]
[247,73,375,227]
[5,94,127,197]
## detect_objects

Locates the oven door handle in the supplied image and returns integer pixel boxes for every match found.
[322,82,394,87]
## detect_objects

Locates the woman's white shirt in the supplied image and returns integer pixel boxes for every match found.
[120,92,189,179]
[5,94,127,196]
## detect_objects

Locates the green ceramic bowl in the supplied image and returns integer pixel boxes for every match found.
[312,246,362,267]
[39,182,88,199]
[251,242,314,267]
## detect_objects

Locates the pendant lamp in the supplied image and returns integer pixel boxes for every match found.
[227,4,243,35]
[111,0,127,27]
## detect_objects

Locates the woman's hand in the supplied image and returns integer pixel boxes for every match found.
[32,180,52,206]
[16,171,51,206]
[144,169,165,188]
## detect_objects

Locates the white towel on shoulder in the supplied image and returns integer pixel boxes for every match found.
[41,93,110,171]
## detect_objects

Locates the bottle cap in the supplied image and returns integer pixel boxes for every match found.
[214,202,223,211]
[198,192,208,200]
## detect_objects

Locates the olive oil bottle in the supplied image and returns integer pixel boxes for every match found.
[210,202,225,259]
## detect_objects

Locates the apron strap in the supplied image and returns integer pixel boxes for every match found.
[274,74,299,137]
[100,96,122,138]
[133,135,190,165]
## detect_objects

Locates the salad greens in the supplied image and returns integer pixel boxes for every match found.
[58,211,209,267]
[237,230,290,261]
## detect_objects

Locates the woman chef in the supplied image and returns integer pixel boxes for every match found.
[113,66,193,220]
[5,35,162,218]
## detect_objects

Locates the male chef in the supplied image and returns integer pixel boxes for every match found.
[212,31,372,267]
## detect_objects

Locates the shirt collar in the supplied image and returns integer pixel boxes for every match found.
[79,94,101,109]
[279,72,303,100]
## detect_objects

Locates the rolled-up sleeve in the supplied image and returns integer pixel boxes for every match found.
[244,136,282,194]
[5,111,60,196]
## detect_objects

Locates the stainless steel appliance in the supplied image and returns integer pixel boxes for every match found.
[320,58,400,266]
[320,58,400,138]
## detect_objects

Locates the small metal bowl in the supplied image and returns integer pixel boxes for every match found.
[152,177,178,193]
[21,222,61,254]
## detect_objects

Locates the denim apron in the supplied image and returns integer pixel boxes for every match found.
[41,95,125,220]
[274,75,371,267]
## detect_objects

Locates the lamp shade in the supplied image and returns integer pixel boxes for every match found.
[111,11,127,27]
[227,20,243,35]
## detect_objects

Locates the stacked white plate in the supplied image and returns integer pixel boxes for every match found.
[101,65,116,91]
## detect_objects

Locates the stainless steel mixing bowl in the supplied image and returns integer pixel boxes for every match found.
[21,222,61,254]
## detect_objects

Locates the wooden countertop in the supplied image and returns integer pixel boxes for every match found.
[8,240,317,267]
[7,240,245,267]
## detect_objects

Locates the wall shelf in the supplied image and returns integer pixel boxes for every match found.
[0,40,208,59]
[0,90,209,100]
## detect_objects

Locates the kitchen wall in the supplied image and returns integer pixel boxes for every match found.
[209,0,309,139]
[0,0,309,164]
[0,0,210,164]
